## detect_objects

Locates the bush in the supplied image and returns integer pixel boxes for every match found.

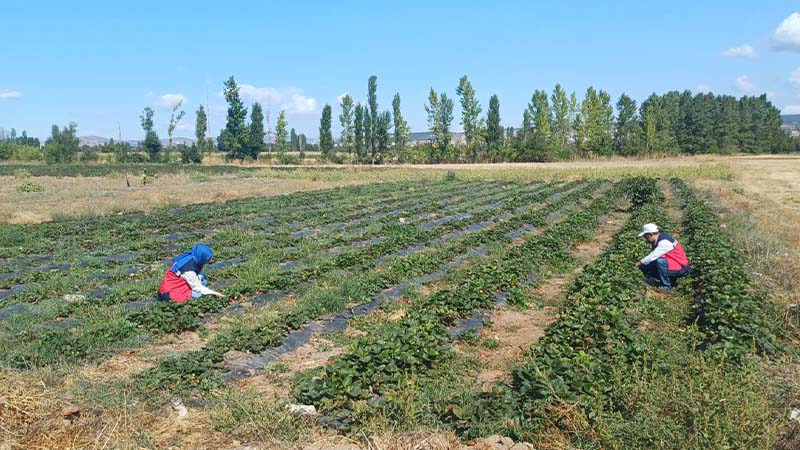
[180,144,203,164]
[17,181,44,193]
[277,152,299,165]
[12,145,42,161]
[80,148,99,162]
[0,141,12,159]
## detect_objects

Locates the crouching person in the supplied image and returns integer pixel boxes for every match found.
[158,244,225,302]
[634,223,691,294]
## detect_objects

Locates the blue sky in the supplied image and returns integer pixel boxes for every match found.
[1,0,800,140]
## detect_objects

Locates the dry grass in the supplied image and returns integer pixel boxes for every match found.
[0,366,280,450]
[0,154,745,224]
[0,173,361,224]
[694,155,800,321]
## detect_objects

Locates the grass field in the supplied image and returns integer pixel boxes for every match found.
[0,157,798,450]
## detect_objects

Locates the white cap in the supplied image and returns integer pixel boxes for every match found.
[638,223,659,237]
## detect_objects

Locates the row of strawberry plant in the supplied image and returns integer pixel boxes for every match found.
[131,181,583,334]
[505,177,669,427]
[1,182,582,368]
[0,179,408,259]
[0,179,482,289]
[1,178,479,262]
[0,179,506,319]
[0,179,504,311]
[291,182,621,430]
[670,178,778,358]
[134,182,606,393]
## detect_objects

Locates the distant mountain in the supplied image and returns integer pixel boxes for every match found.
[79,135,109,146]
[78,136,195,147]
[160,137,195,146]
[782,114,800,128]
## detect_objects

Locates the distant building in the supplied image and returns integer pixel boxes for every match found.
[408,131,466,146]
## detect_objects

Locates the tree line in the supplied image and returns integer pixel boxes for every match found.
[1,74,798,165]
[321,75,794,163]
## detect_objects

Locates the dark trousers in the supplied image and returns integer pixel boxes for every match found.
[640,258,690,287]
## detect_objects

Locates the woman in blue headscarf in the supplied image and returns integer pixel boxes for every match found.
[157,244,225,302]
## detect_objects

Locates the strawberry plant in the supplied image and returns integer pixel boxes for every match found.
[670,178,778,358]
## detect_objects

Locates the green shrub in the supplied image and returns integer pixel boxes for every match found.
[277,152,299,165]
[16,181,44,193]
[12,144,42,161]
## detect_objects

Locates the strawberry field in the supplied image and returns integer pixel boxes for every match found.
[0,175,785,449]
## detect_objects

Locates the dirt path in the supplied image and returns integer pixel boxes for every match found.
[470,211,629,387]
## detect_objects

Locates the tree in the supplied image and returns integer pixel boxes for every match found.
[367,75,378,153]
[425,89,454,154]
[716,95,740,153]
[688,93,717,154]
[298,133,307,156]
[516,109,532,154]
[140,107,161,162]
[425,89,440,144]
[677,90,694,150]
[392,93,410,152]
[551,84,570,149]
[456,75,483,146]
[738,96,756,153]
[661,91,683,154]
[247,102,265,159]
[354,103,365,158]
[528,89,555,160]
[166,100,186,157]
[195,105,212,154]
[181,105,208,164]
[485,94,503,153]
[290,128,299,151]
[613,93,641,156]
[338,94,355,153]
[43,122,80,163]
[275,109,288,153]
[319,104,334,158]
[221,75,249,161]
[569,92,583,154]
[581,87,613,155]
[363,107,372,157]
[375,111,392,155]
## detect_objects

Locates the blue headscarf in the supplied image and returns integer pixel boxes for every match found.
[170,244,213,276]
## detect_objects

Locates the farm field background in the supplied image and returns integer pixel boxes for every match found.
[0,158,798,450]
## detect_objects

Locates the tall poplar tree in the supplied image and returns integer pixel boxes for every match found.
[456,75,483,146]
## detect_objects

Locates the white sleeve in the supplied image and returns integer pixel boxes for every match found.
[180,271,220,296]
[641,239,675,265]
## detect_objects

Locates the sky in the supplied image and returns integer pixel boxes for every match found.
[1,0,800,141]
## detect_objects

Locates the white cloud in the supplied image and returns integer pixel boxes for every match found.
[772,12,800,51]
[228,84,317,114]
[783,105,800,114]
[698,84,713,94]
[722,44,757,57]
[0,90,21,99]
[155,93,188,109]
[790,67,800,86]
[735,75,757,93]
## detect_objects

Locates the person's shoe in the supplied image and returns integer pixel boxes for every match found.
[657,286,672,294]
[645,277,659,287]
